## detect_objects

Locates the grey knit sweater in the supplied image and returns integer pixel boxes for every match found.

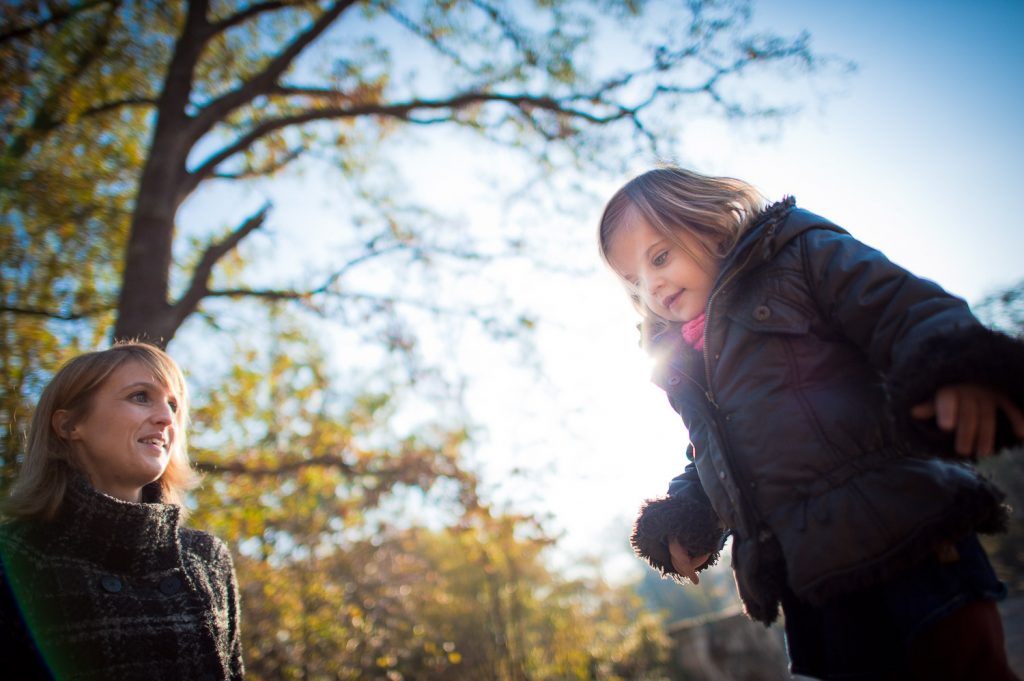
[0,477,243,680]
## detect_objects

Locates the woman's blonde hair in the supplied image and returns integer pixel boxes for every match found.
[598,165,766,345]
[4,342,199,520]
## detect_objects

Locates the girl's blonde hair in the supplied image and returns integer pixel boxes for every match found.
[4,342,199,520]
[598,165,766,344]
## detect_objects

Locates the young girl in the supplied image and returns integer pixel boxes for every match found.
[598,166,1024,680]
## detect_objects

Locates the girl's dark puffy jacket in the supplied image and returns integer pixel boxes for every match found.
[636,199,1024,624]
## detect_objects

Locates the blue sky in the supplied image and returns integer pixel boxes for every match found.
[730,0,1024,302]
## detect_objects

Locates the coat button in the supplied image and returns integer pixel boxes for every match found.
[718,471,727,480]
[667,375,680,386]
[159,576,184,596]
[100,576,123,593]
[753,305,771,321]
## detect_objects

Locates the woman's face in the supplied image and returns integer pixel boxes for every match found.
[56,360,181,502]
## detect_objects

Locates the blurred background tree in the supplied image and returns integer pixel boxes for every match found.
[2,0,850,678]
[975,279,1024,596]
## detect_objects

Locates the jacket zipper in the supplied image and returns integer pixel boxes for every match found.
[701,243,761,407]
[696,213,785,542]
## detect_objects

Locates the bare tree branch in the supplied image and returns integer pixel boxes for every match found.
[0,303,115,320]
[0,0,112,45]
[190,0,358,141]
[269,84,346,99]
[81,96,160,117]
[381,2,468,68]
[183,89,633,194]
[170,202,272,329]
[194,453,355,477]
[196,237,491,307]
[207,0,287,35]
[213,146,305,180]
[205,289,501,326]
[467,0,531,55]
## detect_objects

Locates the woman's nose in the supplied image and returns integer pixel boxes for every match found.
[152,401,174,424]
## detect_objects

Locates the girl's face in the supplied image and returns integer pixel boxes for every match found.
[55,360,181,502]
[606,208,719,324]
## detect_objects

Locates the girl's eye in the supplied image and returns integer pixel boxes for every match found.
[168,400,178,414]
[652,250,669,266]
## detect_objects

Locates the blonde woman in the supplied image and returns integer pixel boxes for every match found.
[0,342,243,680]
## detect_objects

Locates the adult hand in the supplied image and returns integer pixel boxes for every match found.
[911,383,1024,456]
[668,537,711,585]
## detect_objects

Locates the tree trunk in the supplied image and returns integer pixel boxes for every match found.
[112,0,208,345]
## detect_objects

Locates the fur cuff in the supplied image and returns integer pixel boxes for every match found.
[732,531,786,625]
[630,494,725,582]
[889,325,1024,455]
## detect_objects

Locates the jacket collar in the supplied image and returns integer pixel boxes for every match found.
[717,196,797,281]
[648,198,846,391]
[722,197,848,279]
[39,474,183,573]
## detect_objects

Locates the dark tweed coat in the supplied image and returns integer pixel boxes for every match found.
[0,476,244,680]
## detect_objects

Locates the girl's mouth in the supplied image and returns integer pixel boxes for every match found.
[663,290,683,310]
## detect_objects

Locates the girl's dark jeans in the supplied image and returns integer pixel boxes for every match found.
[781,534,1018,680]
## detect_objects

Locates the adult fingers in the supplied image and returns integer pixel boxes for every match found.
[911,400,936,420]
[975,396,997,457]
[999,397,1024,440]
[954,391,978,456]
[935,387,959,432]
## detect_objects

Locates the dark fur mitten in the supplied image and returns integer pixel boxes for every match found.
[630,494,726,582]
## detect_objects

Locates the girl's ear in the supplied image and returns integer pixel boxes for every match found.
[52,409,76,440]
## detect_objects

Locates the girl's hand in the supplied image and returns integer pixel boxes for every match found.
[668,538,711,585]
[911,383,1024,456]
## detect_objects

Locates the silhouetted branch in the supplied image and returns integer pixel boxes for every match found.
[191,0,357,139]
[194,454,355,476]
[0,303,115,320]
[171,202,272,328]
[0,0,112,45]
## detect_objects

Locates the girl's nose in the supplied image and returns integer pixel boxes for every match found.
[642,272,664,297]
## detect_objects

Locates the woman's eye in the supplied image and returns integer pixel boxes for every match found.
[168,400,178,414]
[652,250,668,266]
[130,391,149,404]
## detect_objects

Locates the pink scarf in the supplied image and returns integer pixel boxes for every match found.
[681,313,706,351]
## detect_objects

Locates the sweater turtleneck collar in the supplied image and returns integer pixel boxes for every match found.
[40,475,183,573]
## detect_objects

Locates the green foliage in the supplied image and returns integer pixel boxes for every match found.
[974,279,1024,594]
[1,0,156,487]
